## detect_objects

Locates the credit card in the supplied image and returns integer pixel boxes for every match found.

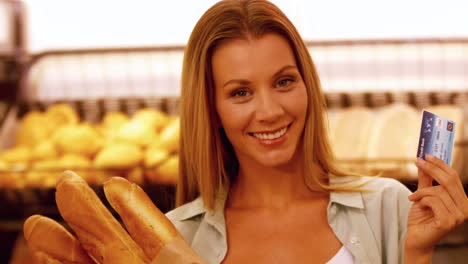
[417,110,456,165]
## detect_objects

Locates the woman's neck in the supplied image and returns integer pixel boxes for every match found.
[226,156,326,210]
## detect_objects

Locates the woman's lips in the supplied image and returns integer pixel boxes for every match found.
[249,123,292,146]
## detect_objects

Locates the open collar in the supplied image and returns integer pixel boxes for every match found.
[176,176,366,222]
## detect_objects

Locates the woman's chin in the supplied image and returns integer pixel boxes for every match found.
[254,153,296,168]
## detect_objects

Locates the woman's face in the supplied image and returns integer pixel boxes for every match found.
[213,33,308,168]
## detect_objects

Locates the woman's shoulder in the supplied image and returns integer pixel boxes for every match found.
[331,175,412,212]
[334,175,412,196]
[362,176,412,193]
[356,176,412,216]
[362,176,412,199]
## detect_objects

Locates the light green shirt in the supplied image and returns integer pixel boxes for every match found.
[166,176,412,264]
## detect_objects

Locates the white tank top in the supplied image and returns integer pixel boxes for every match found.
[326,246,355,264]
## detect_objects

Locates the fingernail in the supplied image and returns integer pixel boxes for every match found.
[425,154,434,160]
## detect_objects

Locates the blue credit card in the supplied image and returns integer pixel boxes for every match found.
[417,110,456,165]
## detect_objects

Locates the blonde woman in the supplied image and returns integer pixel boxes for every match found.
[23,0,467,263]
[171,0,467,263]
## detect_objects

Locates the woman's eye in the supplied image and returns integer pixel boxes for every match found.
[231,89,250,97]
[276,78,294,88]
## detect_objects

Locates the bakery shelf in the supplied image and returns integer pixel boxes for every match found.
[0,178,176,221]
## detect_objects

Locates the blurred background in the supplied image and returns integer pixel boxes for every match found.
[1,0,468,263]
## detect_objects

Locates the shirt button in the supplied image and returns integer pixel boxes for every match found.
[350,237,359,244]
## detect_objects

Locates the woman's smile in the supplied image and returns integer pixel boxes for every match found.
[249,123,292,146]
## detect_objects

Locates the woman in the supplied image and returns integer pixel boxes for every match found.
[170,0,468,263]
[24,0,468,263]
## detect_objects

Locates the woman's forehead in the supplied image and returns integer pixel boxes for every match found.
[211,34,297,81]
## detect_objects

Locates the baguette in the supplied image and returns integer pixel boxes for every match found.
[32,252,63,264]
[55,171,150,264]
[23,214,94,264]
[103,177,179,259]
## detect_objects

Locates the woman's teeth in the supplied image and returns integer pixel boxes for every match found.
[252,126,288,140]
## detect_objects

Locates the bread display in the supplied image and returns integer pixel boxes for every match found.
[0,100,464,188]
[31,140,59,161]
[152,117,180,154]
[27,159,63,187]
[115,118,159,147]
[366,103,421,178]
[329,107,374,172]
[99,112,130,139]
[0,146,32,165]
[133,108,170,133]
[151,155,179,185]
[44,103,80,130]
[52,124,102,158]
[0,104,181,188]
[101,112,129,129]
[94,142,143,169]
[144,148,170,168]
[15,111,50,147]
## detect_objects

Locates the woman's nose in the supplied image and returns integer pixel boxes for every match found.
[254,91,284,123]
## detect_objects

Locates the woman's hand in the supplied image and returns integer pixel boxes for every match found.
[23,171,206,264]
[405,154,468,262]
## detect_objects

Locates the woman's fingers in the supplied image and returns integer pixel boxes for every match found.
[417,196,456,232]
[415,156,468,217]
[103,177,179,260]
[409,186,466,226]
[23,214,95,264]
[424,154,463,189]
[417,164,433,190]
[55,171,150,264]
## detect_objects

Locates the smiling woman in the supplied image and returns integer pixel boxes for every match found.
[172,0,468,263]
[174,1,368,262]
[213,34,308,169]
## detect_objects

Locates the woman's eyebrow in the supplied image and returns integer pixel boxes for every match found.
[223,79,250,89]
[273,65,297,78]
[222,65,297,89]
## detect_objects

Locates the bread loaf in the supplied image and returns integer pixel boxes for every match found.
[330,107,374,173]
[366,103,420,178]
[23,214,94,264]
[55,171,150,264]
[103,177,179,259]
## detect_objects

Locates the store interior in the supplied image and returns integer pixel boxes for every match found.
[1,0,468,263]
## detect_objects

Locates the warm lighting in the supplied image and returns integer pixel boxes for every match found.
[24,0,468,53]
[24,0,220,52]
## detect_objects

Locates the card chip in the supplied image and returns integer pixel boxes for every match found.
[447,122,454,132]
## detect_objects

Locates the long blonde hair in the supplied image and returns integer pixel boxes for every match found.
[178,0,362,210]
